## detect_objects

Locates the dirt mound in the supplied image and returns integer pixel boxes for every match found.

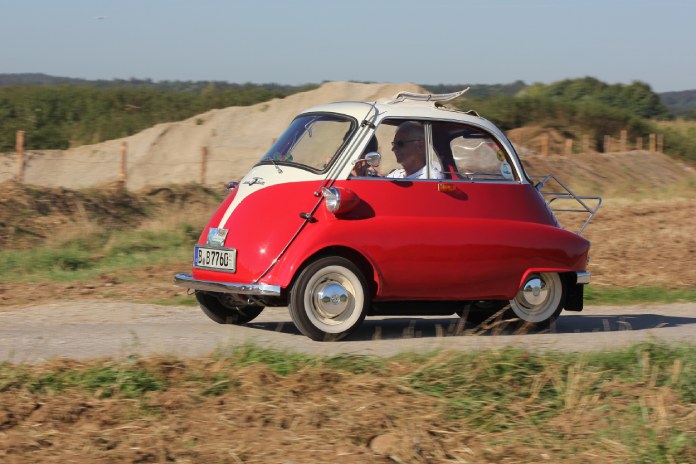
[521,151,696,196]
[0,82,427,191]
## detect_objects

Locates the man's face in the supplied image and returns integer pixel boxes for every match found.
[391,128,423,165]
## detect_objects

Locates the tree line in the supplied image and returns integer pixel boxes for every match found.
[448,78,696,162]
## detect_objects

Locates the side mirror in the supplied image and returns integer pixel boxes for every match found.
[363,152,381,167]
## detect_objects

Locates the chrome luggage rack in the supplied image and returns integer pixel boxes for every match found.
[531,175,602,236]
[384,88,470,104]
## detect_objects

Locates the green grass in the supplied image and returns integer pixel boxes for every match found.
[1,361,166,399]
[586,286,696,305]
[212,344,386,376]
[0,224,196,283]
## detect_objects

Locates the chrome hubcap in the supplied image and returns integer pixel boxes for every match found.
[510,272,563,323]
[519,277,548,308]
[316,281,350,318]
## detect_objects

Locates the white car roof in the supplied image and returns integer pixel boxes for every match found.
[298,90,507,139]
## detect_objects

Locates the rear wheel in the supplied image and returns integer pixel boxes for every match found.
[289,256,369,341]
[195,291,264,325]
[509,272,565,328]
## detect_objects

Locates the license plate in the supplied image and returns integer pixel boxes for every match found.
[194,246,237,272]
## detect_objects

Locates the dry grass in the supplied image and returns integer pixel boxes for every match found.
[655,119,696,131]
[0,343,693,463]
[0,345,696,463]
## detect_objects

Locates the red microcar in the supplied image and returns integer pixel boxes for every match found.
[175,90,601,341]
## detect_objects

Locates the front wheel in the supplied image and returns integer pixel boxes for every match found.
[509,272,565,328]
[195,291,264,325]
[289,256,369,341]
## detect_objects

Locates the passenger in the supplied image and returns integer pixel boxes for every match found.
[387,121,443,179]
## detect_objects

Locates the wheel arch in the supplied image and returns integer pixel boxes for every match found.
[289,246,381,299]
[517,268,576,295]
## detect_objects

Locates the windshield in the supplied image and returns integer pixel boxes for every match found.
[259,113,355,172]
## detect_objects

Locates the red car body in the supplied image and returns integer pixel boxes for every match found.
[175,90,600,341]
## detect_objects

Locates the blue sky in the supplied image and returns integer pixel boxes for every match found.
[1,0,694,92]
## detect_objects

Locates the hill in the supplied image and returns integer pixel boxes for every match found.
[660,89,696,118]
[0,73,313,92]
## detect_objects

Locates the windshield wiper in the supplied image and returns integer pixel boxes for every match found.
[271,159,283,174]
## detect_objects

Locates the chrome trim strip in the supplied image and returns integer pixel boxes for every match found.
[174,273,281,296]
[576,271,591,285]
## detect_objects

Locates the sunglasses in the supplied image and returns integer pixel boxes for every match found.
[391,138,423,148]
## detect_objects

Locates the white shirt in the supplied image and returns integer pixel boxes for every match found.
[386,165,443,179]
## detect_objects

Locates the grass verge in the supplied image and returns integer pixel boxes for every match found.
[0,342,693,462]
[0,223,197,283]
[586,286,696,305]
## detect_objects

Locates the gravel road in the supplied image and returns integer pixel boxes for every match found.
[1,301,694,363]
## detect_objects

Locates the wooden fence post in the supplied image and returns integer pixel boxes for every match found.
[200,146,208,184]
[649,134,656,152]
[636,137,643,150]
[604,135,611,153]
[657,134,664,153]
[16,130,25,182]
[620,129,627,152]
[119,141,128,188]
[564,138,573,155]
[540,133,549,156]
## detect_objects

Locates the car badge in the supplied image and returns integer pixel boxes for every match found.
[206,228,228,247]
[243,177,265,186]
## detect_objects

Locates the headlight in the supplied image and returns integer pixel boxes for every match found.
[322,187,340,212]
[322,186,359,215]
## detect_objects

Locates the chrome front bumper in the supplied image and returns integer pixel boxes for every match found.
[576,271,591,285]
[174,273,281,296]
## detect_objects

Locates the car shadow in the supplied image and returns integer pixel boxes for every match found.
[248,312,696,342]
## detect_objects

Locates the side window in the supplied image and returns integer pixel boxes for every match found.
[432,122,516,181]
[352,119,443,180]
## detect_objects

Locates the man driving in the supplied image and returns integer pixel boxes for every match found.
[386,121,442,179]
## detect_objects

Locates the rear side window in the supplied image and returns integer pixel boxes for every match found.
[433,122,517,181]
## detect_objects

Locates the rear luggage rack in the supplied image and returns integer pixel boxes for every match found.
[531,175,602,236]
[384,88,470,104]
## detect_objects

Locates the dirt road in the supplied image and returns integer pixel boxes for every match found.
[1,301,693,363]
